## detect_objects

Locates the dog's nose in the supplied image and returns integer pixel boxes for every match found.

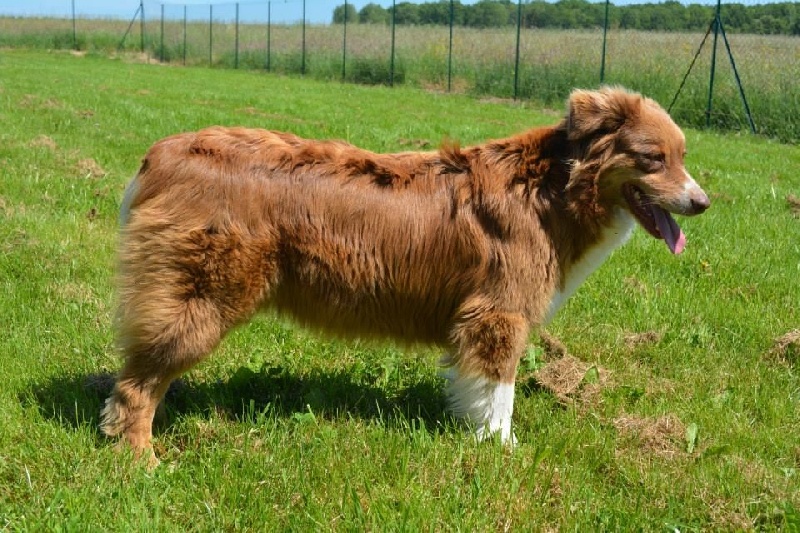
[689,189,711,214]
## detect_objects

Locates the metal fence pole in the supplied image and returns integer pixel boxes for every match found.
[160,4,165,62]
[266,1,271,71]
[390,0,396,86]
[235,3,240,69]
[600,0,609,82]
[706,0,721,127]
[71,0,77,50]
[140,1,145,54]
[448,0,453,92]
[183,5,187,65]
[302,0,307,75]
[513,0,522,99]
[209,5,213,66]
[118,2,142,51]
[342,0,348,81]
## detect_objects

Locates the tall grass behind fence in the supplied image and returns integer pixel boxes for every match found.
[0,0,798,142]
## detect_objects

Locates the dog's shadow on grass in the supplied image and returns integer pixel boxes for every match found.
[22,364,451,438]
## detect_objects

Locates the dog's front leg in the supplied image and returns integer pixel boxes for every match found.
[445,305,528,444]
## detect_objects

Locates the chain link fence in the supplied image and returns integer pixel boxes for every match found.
[1,0,798,141]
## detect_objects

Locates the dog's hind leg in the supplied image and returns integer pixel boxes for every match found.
[102,217,279,463]
[100,295,224,460]
[445,302,529,444]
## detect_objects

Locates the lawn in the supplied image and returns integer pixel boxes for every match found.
[0,49,799,530]
[2,16,799,143]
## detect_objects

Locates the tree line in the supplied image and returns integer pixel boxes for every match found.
[332,0,800,35]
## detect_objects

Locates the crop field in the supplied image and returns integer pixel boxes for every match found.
[1,15,799,142]
[1,49,799,529]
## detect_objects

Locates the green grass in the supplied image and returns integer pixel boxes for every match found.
[1,49,799,530]
[1,16,799,143]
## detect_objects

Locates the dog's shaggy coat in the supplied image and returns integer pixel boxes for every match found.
[101,87,709,456]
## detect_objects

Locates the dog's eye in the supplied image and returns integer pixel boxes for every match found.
[637,153,665,172]
[647,154,666,171]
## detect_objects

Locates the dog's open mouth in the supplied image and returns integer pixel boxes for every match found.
[623,183,686,254]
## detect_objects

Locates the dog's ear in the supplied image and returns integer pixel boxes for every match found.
[566,88,640,141]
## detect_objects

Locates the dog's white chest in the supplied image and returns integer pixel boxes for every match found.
[544,209,635,323]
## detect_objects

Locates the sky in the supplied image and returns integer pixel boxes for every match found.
[0,0,780,25]
[0,0,352,25]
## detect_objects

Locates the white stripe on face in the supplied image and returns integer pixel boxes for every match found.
[681,171,703,204]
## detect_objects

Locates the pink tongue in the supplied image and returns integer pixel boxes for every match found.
[651,205,686,254]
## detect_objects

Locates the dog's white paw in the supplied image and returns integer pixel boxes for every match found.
[443,364,516,446]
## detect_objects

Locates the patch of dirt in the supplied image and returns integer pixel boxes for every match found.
[766,329,800,366]
[710,191,734,203]
[613,413,686,458]
[534,354,610,408]
[237,107,325,128]
[30,135,58,151]
[537,330,569,361]
[422,77,471,94]
[478,95,517,106]
[76,157,106,178]
[623,276,648,294]
[239,105,265,116]
[623,331,662,350]
[18,94,38,108]
[787,194,800,217]
[397,138,432,150]
[41,98,63,110]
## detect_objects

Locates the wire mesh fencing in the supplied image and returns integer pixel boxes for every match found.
[1,0,798,142]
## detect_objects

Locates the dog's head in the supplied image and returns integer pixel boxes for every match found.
[565,87,709,254]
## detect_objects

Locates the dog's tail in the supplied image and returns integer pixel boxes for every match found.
[119,176,140,227]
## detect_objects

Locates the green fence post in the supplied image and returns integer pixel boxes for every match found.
[235,3,240,69]
[140,1,145,54]
[706,0,721,127]
[600,0,609,82]
[183,5,187,66]
[390,0,396,87]
[342,0,348,82]
[448,0,454,92]
[514,0,522,99]
[160,4,165,62]
[266,1,271,71]
[71,0,77,50]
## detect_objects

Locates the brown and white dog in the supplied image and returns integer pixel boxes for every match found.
[101,87,709,456]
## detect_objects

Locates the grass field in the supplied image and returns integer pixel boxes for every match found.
[1,48,799,530]
[1,15,799,143]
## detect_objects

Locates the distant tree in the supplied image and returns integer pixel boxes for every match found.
[619,7,641,30]
[335,0,799,35]
[756,14,787,34]
[359,3,389,24]
[418,0,460,26]
[723,4,748,32]
[391,2,421,24]
[332,3,358,24]
[466,0,513,28]
[524,0,552,28]
[685,4,711,31]
[658,1,686,31]
[554,0,597,28]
